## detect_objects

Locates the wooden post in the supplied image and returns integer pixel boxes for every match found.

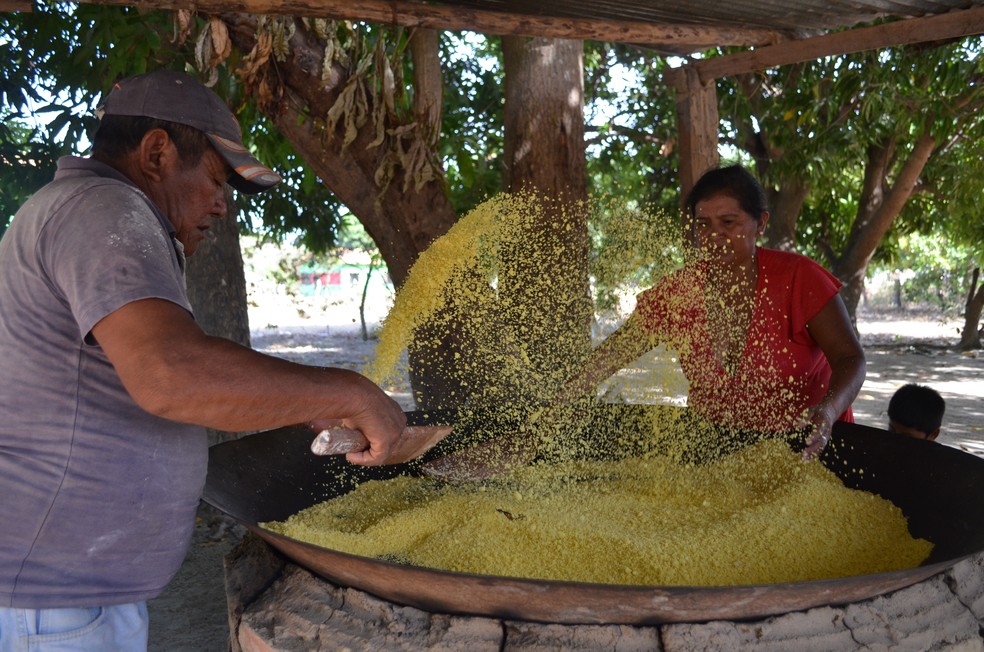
[666,65,719,236]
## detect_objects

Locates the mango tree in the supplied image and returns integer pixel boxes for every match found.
[2,4,595,408]
[718,39,984,343]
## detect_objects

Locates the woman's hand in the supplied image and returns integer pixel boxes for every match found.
[801,295,866,461]
[799,404,835,460]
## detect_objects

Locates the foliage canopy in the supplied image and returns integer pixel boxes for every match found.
[2,5,982,321]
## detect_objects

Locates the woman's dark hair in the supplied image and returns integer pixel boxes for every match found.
[91,115,211,168]
[685,164,768,221]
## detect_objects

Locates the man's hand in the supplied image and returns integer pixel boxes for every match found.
[308,397,408,467]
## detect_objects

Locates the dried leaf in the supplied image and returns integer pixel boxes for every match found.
[335,24,352,67]
[257,78,275,110]
[382,59,396,116]
[407,143,427,191]
[368,70,387,149]
[172,10,194,47]
[312,18,332,41]
[325,79,355,140]
[208,18,232,68]
[271,18,295,63]
[387,124,415,138]
[373,152,396,189]
[390,126,441,192]
[321,39,335,86]
[204,66,219,89]
[345,81,369,148]
[325,54,372,151]
[236,31,273,85]
[194,27,213,73]
[369,103,385,149]
[404,140,427,192]
[318,22,350,86]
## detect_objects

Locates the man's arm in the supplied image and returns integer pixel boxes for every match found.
[91,298,406,465]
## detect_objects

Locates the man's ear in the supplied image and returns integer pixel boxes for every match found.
[136,128,174,183]
[927,428,940,442]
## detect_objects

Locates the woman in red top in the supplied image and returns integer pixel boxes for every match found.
[423,166,866,480]
[558,165,866,460]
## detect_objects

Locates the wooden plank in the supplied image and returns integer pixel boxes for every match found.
[687,6,984,82]
[75,0,783,47]
[0,0,32,10]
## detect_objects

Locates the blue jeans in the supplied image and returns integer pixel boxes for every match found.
[0,603,148,652]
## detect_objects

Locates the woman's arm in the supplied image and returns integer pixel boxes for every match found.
[421,312,655,481]
[550,313,654,405]
[801,294,867,459]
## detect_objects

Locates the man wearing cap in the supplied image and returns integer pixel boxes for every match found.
[0,70,406,650]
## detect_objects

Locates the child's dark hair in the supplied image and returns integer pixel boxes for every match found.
[888,383,946,436]
[685,165,768,221]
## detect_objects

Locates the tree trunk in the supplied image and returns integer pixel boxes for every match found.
[359,257,374,342]
[958,266,984,351]
[830,131,937,322]
[411,28,443,147]
[409,37,593,414]
[220,18,594,412]
[221,16,458,290]
[222,16,466,409]
[185,194,251,445]
[763,178,810,251]
[186,201,250,346]
[501,35,592,398]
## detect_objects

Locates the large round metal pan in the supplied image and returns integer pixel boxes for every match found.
[203,409,984,625]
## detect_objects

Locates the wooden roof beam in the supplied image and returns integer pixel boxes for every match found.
[71,0,785,48]
[678,6,984,83]
[0,0,32,10]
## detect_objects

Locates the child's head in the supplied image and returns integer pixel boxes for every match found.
[887,383,945,441]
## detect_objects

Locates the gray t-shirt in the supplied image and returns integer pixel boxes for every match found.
[0,157,207,608]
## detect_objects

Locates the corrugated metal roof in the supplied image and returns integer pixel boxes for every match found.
[435,0,984,38]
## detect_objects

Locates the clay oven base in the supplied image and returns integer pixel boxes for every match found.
[225,537,984,652]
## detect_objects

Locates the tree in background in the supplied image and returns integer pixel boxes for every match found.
[0,119,59,236]
[879,234,984,350]
[582,43,679,210]
[0,5,264,388]
[5,4,982,391]
[1,4,602,409]
[718,38,984,346]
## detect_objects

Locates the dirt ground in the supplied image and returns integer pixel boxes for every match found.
[146,303,984,651]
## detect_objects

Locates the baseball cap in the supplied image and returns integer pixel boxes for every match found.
[98,70,281,194]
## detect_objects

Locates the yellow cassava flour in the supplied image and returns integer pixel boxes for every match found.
[286,192,931,587]
[362,191,690,443]
[264,439,932,586]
